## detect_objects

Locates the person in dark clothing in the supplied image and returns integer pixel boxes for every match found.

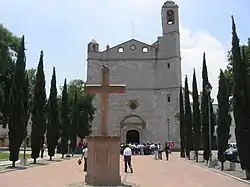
[165,143,170,160]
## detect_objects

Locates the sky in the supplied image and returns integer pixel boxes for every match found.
[0,0,249,101]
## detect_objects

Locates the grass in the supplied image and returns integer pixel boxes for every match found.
[0,152,31,160]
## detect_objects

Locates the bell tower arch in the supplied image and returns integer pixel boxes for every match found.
[161,1,179,35]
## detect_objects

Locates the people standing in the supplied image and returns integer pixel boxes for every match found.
[80,144,88,172]
[123,144,133,173]
[158,143,163,160]
[165,142,170,161]
[153,144,158,160]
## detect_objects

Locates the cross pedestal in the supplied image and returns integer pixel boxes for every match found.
[85,136,121,186]
[84,66,126,186]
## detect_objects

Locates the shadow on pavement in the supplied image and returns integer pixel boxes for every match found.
[0,165,27,174]
[68,181,139,187]
[47,159,63,162]
[6,166,26,170]
[30,162,48,166]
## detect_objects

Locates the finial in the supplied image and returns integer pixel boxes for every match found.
[106,44,110,50]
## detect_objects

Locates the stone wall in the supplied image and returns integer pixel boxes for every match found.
[87,39,181,146]
[0,116,32,147]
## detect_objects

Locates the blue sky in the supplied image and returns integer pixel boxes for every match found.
[0,0,249,99]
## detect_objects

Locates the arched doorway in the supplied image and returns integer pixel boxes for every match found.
[126,130,140,144]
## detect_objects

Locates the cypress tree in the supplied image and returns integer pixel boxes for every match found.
[70,91,79,156]
[0,83,4,125]
[78,94,95,139]
[31,51,46,163]
[1,61,15,128]
[22,72,29,158]
[24,73,29,129]
[184,76,193,158]
[8,36,27,167]
[231,16,250,178]
[217,70,231,170]
[46,67,60,161]
[60,79,70,158]
[201,52,210,163]
[192,69,201,162]
[65,79,95,142]
[179,86,185,158]
[0,83,4,115]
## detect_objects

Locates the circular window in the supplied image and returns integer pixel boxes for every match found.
[130,45,136,50]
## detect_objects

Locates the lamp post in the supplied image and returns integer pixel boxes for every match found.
[66,139,71,157]
[20,136,27,165]
[66,116,71,158]
[205,83,213,167]
[21,123,28,166]
[167,118,170,143]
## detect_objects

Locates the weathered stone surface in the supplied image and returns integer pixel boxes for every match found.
[68,182,138,187]
[86,1,181,147]
[85,136,121,186]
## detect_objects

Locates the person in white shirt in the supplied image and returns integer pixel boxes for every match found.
[123,144,133,173]
[158,143,163,160]
[80,144,88,172]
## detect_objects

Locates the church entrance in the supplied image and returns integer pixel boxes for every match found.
[126,130,140,144]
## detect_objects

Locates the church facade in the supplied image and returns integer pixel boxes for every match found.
[86,1,181,148]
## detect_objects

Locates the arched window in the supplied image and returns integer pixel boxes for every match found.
[118,47,124,53]
[92,44,96,51]
[142,47,149,53]
[167,10,175,25]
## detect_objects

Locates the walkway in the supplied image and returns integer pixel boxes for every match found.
[0,153,249,187]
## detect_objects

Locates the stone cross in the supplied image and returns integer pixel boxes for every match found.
[85,66,126,136]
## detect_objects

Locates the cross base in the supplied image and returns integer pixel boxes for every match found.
[85,135,121,186]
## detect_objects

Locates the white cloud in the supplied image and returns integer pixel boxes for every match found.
[180,25,227,102]
[99,0,228,102]
[0,0,228,102]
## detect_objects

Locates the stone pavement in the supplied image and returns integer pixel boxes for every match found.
[0,153,249,187]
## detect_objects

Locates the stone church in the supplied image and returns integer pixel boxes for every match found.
[86,1,181,148]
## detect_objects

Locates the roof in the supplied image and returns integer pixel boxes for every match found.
[89,39,98,44]
[162,1,177,8]
[101,38,156,53]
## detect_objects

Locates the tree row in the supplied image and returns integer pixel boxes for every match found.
[0,26,95,166]
[179,17,250,179]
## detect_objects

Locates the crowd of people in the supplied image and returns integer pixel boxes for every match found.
[79,142,172,173]
[120,142,171,160]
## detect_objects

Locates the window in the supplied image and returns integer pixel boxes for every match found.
[167,63,171,68]
[167,95,171,102]
[142,47,148,53]
[167,10,175,25]
[92,44,96,51]
[130,45,136,50]
[118,47,124,53]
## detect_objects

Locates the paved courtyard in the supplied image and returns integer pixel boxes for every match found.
[0,153,249,187]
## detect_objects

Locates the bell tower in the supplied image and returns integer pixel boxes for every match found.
[88,39,99,53]
[161,1,179,35]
